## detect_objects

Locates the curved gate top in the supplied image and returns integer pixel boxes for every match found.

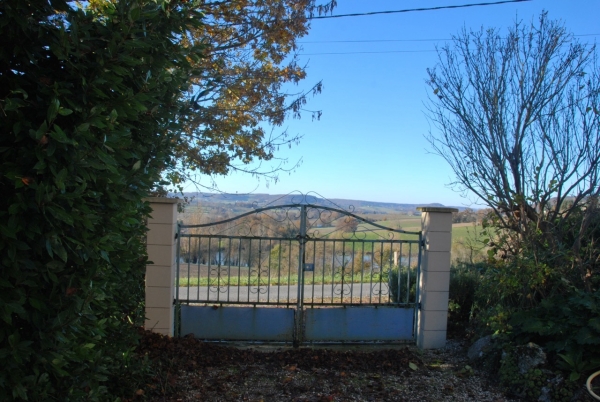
[175,198,423,346]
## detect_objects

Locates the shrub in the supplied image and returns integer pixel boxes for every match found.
[447,262,482,334]
[449,262,483,313]
[387,265,417,304]
[510,290,600,375]
[0,1,202,399]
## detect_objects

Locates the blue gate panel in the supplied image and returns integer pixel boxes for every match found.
[180,305,294,341]
[304,307,413,341]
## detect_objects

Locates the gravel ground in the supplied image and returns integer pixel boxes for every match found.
[137,331,522,401]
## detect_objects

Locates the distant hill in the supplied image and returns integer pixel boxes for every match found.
[178,192,464,214]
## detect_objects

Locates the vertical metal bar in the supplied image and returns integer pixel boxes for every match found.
[277,239,282,303]
[247,239,252,303]
[207,237,212,302]
[198,237,203,301]
[215,238,221,303]
[267,239,272,302]
[227,237,232,303]
[378,241,384,304]
[287,239,292,306]
[331,240,336,306]
[388,242,394,304]
[200,236,208,300]
[186,235,191,303]
[404,243,409,304]
[407,243,413,304]
[359,242,365,304]
[237,238,242,302]
[294,205,306,347]
[414,236,423,340]
[258,238,262,303]
[341,241,346,304]
[321,240,325,305]
[175,223,181,337]
[309,240,315,304]
[374,241,379,302]
[350,241,355,302]
[368,240,373,304]
[388,242,402,303]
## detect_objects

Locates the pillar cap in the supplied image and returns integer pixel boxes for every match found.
[143,197,179,204]
[417,206,458,213]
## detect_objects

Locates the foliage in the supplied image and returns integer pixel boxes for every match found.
[0,0,202,399]
[387,266,417,304]
[498,348,578,401]
[335,216,359,233]
[452,208,479,224]
[469,262,600,395]
[509,290,600,377]
[447,262,482,332]
[427,16,600,392]
[147,0,338,187]
[451,224,487,265]
[471,204,600,335]
[556,351,600,382]
[426,12,600,291]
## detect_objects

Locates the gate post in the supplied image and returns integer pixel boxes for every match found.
[416,206,457,349]
[144,197,178,336]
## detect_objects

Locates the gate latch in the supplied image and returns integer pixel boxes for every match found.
[303,263,314,272]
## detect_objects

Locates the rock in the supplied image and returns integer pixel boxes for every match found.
[467,335,494,361]
[514,342,546,374]
[538,374,563,402]
[538,386,551,402]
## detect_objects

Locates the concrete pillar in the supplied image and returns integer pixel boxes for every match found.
[416,206,457,349]
[144,197,178,336]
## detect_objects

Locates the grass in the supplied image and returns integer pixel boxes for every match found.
[451,223,484,243]
[176,272,391,287]
[335,222,484,243]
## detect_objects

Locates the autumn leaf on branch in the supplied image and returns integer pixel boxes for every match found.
[170,0,337,186]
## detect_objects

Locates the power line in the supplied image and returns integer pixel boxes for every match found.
[299,50,436,56]
[309,0,532,20]
[299,34,600,44]
[298,39,598,56]
[301,39,449,44]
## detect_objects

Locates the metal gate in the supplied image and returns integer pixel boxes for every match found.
[175,200,422,346]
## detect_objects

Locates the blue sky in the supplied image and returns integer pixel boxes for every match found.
[188,0,600,207]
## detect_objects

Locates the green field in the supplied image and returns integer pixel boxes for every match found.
[451,223,484,243]
[177,272,391,287]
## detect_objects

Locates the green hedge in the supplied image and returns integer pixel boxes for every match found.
[0,1,202,399]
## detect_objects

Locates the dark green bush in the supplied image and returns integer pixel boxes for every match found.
[387,265,417,304]
[510,290,600,375]
[0,1,202,399]
[447,262,482,334]
[466,240,600,394]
